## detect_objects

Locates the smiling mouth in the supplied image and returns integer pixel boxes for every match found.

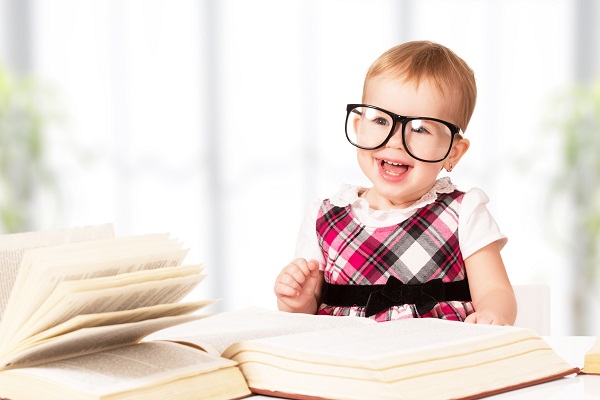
[380,159,409,176]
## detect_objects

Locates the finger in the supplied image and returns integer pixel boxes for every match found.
[277,271,302,292]
[274,281,300,298]
[274,260,314,297]
[287,259,313,284]
[301,260,321,294]
[464,313,477,323]
[475,314,494,325]
[295,259,320,283]
[306,259,320,274]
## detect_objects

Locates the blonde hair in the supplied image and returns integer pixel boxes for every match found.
[363,41,477,132]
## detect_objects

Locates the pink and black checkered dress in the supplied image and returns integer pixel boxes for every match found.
[316,189,475,322]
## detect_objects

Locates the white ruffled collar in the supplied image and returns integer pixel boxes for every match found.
[330,177,457,216]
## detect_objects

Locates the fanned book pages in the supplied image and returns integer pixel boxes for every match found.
[0,225,252,400]
[584,333,600,374]
[0,223,115,317]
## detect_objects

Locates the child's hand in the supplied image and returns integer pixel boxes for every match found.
[464,311,511,326]
[274,258,321,314]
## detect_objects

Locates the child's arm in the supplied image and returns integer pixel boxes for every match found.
[274,258,323,314]
[464,242,517,325]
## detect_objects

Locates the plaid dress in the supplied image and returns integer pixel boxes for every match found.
[316,189,475,322]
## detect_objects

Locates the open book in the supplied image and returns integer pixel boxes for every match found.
[0,225,250,400]
[0,307,580,400]
[148,308,579,400]
[584,333,600,374]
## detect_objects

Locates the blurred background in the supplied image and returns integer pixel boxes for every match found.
[0,0,598,335]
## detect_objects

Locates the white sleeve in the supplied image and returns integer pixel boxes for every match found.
[459,188,508,260]
[294,198,326,267]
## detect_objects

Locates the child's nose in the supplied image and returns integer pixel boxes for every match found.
[385,126,404,149]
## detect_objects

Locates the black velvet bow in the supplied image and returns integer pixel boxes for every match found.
[364,277,446,317]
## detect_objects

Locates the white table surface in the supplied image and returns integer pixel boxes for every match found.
[251,336,600,399]
[485,336,599,399]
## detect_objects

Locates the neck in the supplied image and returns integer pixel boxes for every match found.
[364,186,431,211]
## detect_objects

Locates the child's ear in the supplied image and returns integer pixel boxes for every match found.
[444,138,470,172]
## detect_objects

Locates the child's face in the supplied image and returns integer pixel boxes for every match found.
[358,75,468,209]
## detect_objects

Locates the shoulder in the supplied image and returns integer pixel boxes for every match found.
[460,187,492,213]
[452,186,496,225]
[456,186,507,256]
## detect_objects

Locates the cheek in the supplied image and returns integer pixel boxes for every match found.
[418,162,445,176]
[356,149,376,173]
[356,149,373,163]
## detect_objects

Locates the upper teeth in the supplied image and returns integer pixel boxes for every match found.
[384,160,403,166]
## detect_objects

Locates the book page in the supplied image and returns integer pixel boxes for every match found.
[223,318,577,400]
[19,300,213,350]
[0,313,205,369]
[8,265,206,349]
[0,341,240,398]
[146,307,375,355]
[224,318,538,365]
[0,235,187,344]
[584,333,600,373]
[0,224,114,320]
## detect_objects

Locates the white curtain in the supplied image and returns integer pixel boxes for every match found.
[2,0,597,334]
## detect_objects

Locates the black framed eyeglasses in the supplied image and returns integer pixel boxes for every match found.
[345,104,463,163]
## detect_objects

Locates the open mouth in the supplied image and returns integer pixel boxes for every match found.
[379,159,409,176]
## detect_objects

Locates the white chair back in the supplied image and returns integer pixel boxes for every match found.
[513,284,551,335]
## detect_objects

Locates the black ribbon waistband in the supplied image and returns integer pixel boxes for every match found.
[322,277,471,317]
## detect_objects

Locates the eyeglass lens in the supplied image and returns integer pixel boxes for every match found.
[345,106,454,162]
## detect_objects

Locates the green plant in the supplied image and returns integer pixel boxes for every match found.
[0,66,61,233]
[545,77,600,334]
